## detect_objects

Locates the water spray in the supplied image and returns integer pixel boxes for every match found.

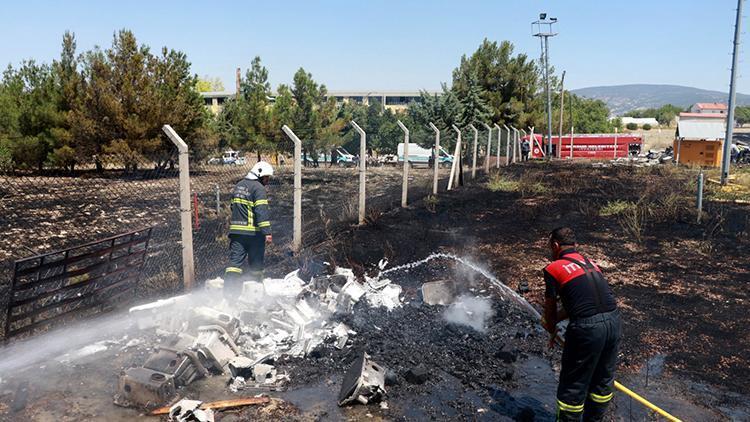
[382,253,682,421]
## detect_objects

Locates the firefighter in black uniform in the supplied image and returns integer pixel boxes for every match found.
[224,161,273,299]
[543,227,622,422]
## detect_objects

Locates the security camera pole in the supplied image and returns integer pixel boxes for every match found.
[533,13,558,158]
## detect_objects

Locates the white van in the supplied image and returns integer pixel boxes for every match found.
[397,143,454,168]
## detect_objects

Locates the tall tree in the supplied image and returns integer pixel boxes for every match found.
[451,39,542,128]
[70,30,207,171]
[220,57,273,157]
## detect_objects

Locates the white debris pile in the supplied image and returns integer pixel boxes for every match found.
[119,265,401,409]
[168,399,214,422]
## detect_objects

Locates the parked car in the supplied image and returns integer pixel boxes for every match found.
[222,150,247,165]
[314,147,357,167]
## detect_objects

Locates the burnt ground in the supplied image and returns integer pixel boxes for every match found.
[1,161,749,421]
[294,161,750,417]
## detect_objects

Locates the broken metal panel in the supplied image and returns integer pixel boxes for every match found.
[142,348,206,387]
[6,227,154,339]
[190,307,240,340]
[338,353,387,406]
[421,280,456,305]
[194,325,240,373]
[115,367,176,409]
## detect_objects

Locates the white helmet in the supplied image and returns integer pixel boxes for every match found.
[247,161,274,180]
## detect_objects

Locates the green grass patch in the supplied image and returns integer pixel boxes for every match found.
[599,200,637,217]
[487,174,520,192]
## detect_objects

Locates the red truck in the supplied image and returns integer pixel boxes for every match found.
[524,134,643,159]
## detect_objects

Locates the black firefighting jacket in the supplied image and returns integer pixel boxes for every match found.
[228,178,271,236]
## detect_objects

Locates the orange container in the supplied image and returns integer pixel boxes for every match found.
[674,139,723,167]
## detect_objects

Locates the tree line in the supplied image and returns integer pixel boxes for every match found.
[0,31,618,174]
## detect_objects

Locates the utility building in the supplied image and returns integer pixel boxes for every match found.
[674,106,726,167]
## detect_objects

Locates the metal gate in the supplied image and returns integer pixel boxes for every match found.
[5,227,153,339]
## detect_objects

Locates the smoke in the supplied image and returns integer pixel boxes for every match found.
[0,286,228,378]
[443,295,495,333]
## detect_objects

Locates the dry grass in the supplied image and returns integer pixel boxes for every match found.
[424,194,439,213]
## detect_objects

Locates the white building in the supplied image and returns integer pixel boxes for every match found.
[621,117,659,127]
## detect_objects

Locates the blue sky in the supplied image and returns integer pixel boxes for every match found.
[1,0,746,93]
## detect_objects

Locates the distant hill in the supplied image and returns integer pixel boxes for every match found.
[571,84,750,116]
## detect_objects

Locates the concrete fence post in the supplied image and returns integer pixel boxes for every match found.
[282,125,303,253]
[215,184,220,215]
[508,125,516,166]
[697,170,704,223]
[429,122,440,195]
[469,124,478,179]
[448,125,462,191]
[481,123,492,173]
[530,128,536,160]
[397,120,409,207]
[351,121,367,225]
[614,127,619,159]
[570,126,575,159]
[491,124,500,169]
[162,125,195,290]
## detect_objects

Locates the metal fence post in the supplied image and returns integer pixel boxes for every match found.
[697,170,704,223]
[282,125,302,253]
[397,120,409,207]
[448,125,462,191]
[162,125,195,290]
[351,121,366,225]
[429,122,440,195]
[469,124,478,179]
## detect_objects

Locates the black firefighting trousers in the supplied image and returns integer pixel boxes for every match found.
[223,234,265,299]
[557,309,622,422]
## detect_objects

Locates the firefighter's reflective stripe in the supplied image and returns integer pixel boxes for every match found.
[229,179,271,236]
[231,198,253,206]
[232,198,269,207]
[557,400,584,412]
[589,392,614,403]
[225,266,243,273]
[230,225,258,232]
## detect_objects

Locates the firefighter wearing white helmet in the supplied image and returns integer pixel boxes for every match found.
[224,161,274,299]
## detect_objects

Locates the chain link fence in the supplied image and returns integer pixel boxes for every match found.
[0,124,501,340]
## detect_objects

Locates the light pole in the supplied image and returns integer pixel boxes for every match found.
[533,13,558,159]
[721,0,744,185]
